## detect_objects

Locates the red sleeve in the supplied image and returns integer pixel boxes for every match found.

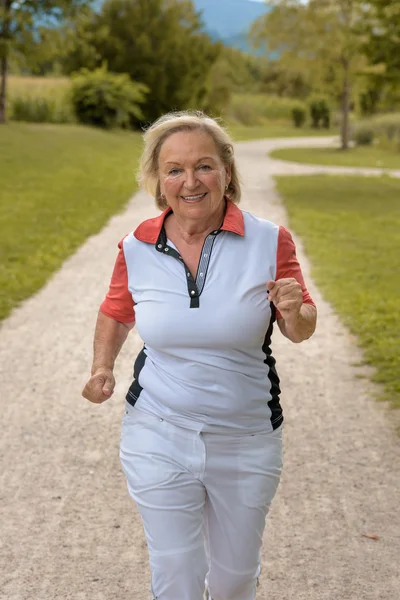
[275,226,315,320]
[99,237,135,324]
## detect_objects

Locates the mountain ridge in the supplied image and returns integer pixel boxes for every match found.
[193,0,268,51]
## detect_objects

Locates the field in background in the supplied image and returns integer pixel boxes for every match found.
[0,123,143,321]
[8,75,70,98]
[7,76,74,123]
[276,175,400,410]
[7,76,331,135]
[226,93,307,125]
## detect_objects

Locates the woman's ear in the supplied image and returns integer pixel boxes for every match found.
[225,165,232,186]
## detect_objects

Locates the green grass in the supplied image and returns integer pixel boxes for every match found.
[270,145,400,169]
[227,120,332,141]
[276,175,400,409]
[0,122,143,321]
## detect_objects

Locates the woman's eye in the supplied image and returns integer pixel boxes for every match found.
[169,168,182,176]
[199,164,211,171]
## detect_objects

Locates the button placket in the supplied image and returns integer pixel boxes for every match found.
[154,226,220,308]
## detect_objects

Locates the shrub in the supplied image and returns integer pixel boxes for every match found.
[353,114,400,151]
[309,97,331,129]
[70,66,149,129]
[292,107,306,128]
[353,126,374,146]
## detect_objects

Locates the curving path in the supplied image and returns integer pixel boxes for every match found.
[0,136,399,600]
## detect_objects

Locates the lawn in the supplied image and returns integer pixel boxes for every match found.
[276,175,400,409]
[270,145,400,169]
[228,121,332,141]
[0,122,143,321]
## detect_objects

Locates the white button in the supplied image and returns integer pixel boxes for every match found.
[203,254,208,258]
[164,247,169,252]
[179,256,183,260]
[187,272,191,277]
[159,418,164,422]
[213,230,218,234]
[190,290,195,296]
[157,244,162,249]
[200,273,204,277]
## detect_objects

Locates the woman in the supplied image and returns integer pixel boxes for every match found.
[82,111,317,600]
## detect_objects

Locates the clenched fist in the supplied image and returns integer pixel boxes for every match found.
[82,368,115,404]
[267,278,302,322]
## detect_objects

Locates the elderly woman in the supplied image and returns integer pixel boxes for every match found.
[82,111,316,600]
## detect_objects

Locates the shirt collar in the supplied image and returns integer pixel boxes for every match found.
[134,200,245,243]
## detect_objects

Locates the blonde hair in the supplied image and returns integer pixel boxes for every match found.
[138,110,241,210]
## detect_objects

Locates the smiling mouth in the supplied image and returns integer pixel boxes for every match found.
[181,193,207,203]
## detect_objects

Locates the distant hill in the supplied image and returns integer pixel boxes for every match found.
[193,0,269,52]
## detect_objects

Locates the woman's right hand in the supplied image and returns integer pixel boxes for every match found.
[82,368,115,404]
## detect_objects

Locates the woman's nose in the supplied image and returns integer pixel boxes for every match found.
[184,170,198,189]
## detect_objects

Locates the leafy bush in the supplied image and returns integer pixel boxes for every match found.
[359,88,380,117]
[70,66,148,129]
[353,126,374,146]
[292,107,306,128]
[63,0,220,123]
[309,97,330,129]
[353,114,400,151]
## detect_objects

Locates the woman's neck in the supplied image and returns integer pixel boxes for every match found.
[166,204,226,245]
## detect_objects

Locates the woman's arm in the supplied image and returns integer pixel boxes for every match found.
[82,310,134,404]
[277,303,317,343]
[267,278,317,344]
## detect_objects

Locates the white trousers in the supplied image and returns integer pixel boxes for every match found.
[120,403,283,600]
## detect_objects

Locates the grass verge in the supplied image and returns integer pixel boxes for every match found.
[0,122,143,321]
[270,145,400,169]
[227,120,333,141]
[276,175,400,409]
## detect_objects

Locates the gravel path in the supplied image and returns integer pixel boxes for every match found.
[1,137,399,600]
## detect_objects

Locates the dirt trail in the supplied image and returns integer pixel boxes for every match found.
[1,137,399,600]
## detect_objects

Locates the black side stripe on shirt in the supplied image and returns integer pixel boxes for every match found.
[126,345,147,407]
[262,303,283,430]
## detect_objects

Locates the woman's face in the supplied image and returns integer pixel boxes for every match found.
[158,129,231,222]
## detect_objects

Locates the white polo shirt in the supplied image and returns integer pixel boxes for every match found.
[100,201,315,434]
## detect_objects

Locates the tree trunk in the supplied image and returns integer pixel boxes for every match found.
[0,51,7,124]
[0,0,11,124]
[341,62,351,150]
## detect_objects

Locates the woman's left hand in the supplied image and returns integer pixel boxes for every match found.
[267,278,303,322]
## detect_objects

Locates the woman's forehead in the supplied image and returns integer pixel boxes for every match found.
[159,130,219,164]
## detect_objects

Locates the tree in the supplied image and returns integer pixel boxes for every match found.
[0,0,93,123]
[361,0,400,107]
[61,0,222,122]
[250,0,368,149]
